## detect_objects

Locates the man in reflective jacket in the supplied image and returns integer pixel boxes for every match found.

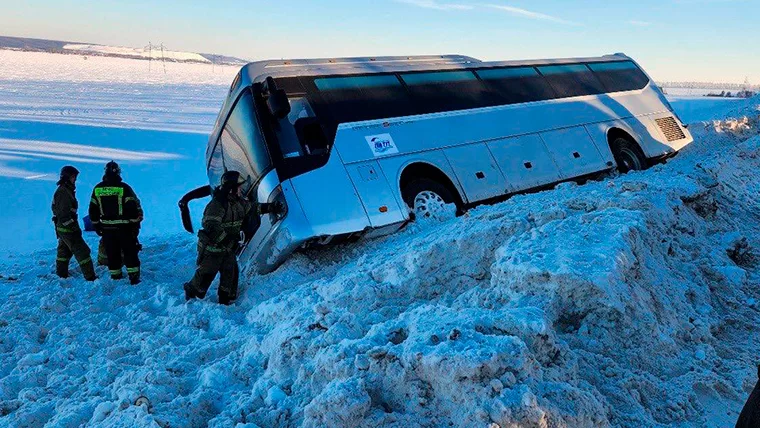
[89,161,143,284]
[52,165,96,281]
[183,170,280,305]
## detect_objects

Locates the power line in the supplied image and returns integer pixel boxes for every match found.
[144,42,168,74]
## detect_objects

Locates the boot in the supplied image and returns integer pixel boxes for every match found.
[184,282,199,301]
[128,272,141,285]
[110,269,124,280]
[56,260,69,278]
[81,261,97,282]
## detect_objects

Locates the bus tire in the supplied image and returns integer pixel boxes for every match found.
[402,178,458,220]
[611,136,648,173]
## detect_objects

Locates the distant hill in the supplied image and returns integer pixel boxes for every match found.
[0,35,249,65]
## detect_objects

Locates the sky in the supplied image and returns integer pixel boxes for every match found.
[2,0,759,83]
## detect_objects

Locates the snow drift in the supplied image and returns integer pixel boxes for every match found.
[2,99,760,427]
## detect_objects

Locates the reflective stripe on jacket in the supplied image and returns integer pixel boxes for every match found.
[89,179,142,228]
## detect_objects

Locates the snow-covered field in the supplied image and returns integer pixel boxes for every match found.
[1,49,760,427]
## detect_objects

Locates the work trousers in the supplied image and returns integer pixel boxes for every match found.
[187,244,239,304]
[56,231,96,280]
[102,227,140,282]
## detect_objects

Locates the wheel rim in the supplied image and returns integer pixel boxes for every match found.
[413,190,448,218]
[619,147,643,171]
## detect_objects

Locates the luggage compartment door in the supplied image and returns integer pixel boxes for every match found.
[540,127,607,179]
[443,143,508,203]
[487,134,563,193]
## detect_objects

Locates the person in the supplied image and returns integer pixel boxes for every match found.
[183,171,281,305]
[88,161,143,284]
[736,364,760,427]
[52,165,96,281]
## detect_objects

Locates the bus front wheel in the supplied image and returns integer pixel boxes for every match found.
[402,178,458,221]
[611,137,648,173]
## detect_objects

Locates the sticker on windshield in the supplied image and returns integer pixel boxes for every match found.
[365,133,398,157]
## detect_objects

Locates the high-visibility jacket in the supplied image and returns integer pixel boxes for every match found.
[88,177,143,229]
[52,181,82,234]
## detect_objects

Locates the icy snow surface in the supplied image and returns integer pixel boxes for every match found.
[1,50,760,427]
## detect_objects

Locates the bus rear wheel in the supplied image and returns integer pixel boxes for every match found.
[402,178,458,220]
[611,137,647,173]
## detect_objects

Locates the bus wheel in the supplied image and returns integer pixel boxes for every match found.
[611,137,647,173]
[402,178,457,220]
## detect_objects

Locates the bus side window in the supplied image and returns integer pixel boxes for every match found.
[587,61,650,92]
[537,64,606,98]
[401,70,497,114]
[476,66,557,104]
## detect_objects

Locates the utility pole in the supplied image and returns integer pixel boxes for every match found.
[145,42,153,72]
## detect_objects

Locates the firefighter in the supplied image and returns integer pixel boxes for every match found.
[89,161,143,284]
[183,171,282,305]
[52,165,96,281]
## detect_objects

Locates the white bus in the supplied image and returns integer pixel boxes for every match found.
[180,53,693,273]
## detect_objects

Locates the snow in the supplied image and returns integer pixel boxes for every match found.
[63,44,212,63]
[0,49,238,85]
[2,50,760,427]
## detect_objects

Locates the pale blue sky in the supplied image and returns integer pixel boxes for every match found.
[3,0,758,83]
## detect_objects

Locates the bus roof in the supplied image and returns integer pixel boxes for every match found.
[239,53,633,84]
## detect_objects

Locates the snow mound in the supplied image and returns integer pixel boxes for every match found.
[63,44,211,63]
[2,117,760,426]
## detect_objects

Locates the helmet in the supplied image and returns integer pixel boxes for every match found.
[60,165,79,180]
[104,161,121,177]
[220,171,245,190]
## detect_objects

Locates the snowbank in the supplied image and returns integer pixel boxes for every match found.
[2,106,760,427]
[63,44,212,63]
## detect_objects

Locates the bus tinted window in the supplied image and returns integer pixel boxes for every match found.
[402,71,476,85]
[401,70,498,114]
[587,61,650,92]
[315,75,401,91]
[538,64,606,98]
[476,67,557,104]
[218,90,272,192]
[314,74,417,124]
[277,77,306,95]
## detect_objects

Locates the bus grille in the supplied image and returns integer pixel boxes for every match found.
[655,117,686,142]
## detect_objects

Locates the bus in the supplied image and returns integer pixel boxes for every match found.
[180,53,693,274]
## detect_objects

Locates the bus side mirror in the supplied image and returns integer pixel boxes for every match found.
[263,77,291,119]
[268,90,291,119]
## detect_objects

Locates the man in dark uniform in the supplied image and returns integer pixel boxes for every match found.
[183,171,281,305]
[52,166,96,281]
[88,161,142,284]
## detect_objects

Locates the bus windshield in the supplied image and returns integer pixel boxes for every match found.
[212,88,273,194]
